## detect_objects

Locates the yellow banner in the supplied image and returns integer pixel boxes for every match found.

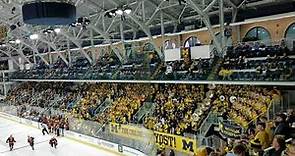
[109,122,152,140]
[154,131,198,154]
[110,123,198,154]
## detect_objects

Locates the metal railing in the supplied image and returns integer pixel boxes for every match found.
[0,103,156,156]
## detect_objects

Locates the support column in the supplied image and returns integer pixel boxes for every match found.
[90,29,96,61]
[160,11,165,51]
[186,0,222,53]
[67,39,72,64]
[120,21,124,42]
[219,0,225,52]
[142,1,145,22]
[48,44,52,64]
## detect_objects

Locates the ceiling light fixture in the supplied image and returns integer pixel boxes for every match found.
[29,34,39,40]
[54,28,61,33]
[15,39,21,44]
[124,8,132,15]
[115,9,123,15]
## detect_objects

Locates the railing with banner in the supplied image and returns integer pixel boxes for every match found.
[67,116,200,155]
[196,95,283,149]
[0,104,155,156]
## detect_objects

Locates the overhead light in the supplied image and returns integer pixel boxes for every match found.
[54,28,61,33]
[29,34,39,40]
[15,39,21,44]
[47,29,53,33]
[110,12,116,16]
[9,39,21,44]
[115,9,123,15]
[70,23,76,27]
[0,44,6,47]
[124,8,132,15]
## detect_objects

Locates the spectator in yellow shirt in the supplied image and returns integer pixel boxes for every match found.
[254,122,270,149]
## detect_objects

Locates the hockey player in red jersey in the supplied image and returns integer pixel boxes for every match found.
[6,135,16,151]
[49,137,58,149]
[27,136,35,150]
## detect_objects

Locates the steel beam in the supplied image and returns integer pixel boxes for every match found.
[0,9,69,66]
[146,0,177,22]
[0,48,20,67]
[220,0,226,50]
[6,44,32,64]
[66,39,72,64]
[204,0,218,12]
[142,1,146,22]
[87,25,124,62]
[40,39,69,65]
[186,0,222,53]
[146,0,165,25]
[160,11,165,51]
[127,14,163,59]
[59,31,93,64]
[22,41,50,65]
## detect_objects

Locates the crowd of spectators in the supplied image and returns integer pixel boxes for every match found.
[5,82,295,156]
[117,52,160,80]
[211,85,280,127]
[7,82,77,109]
[158,58,213,80]
[219,111,293,156]
[6,82,214,133]
[218,41,295,81]
[227,41,292,58]
[157,110,295,156]
[6,83,286,132]
[144,84,211,135]
[12,52,161,81]
[96,84,155,124]
[70,83,115,120]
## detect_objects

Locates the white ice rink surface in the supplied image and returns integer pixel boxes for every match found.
[0,117,119,156]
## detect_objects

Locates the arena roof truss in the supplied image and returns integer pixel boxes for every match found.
[0,0,293,65]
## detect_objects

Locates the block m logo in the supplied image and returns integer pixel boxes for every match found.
[182,139,194,152]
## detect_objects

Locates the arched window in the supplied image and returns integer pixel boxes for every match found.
[143,42,155,52]
[285,23,295,39]
[245,27,271,42]
[164,40,176,50]
[184,36,201,48]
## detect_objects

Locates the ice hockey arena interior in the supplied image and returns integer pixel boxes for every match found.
[0,0,294,156]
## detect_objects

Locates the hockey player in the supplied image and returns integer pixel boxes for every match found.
[27,136,34,150]
[6,135,16,151]
[49,137,58,149]
[41,123,49,135]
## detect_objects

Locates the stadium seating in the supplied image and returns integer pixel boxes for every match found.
[218,42,295,81]
[155,58,213,80]
[5,81,294,156]
[211,85,280,127]
[143,84,208,135]
[7,82,280,135]
[10,40,295,82]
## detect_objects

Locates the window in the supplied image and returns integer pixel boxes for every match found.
[285,23,295,39]
[164,40,176,50]
[184,36,201,48]
[245,27,271,42]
